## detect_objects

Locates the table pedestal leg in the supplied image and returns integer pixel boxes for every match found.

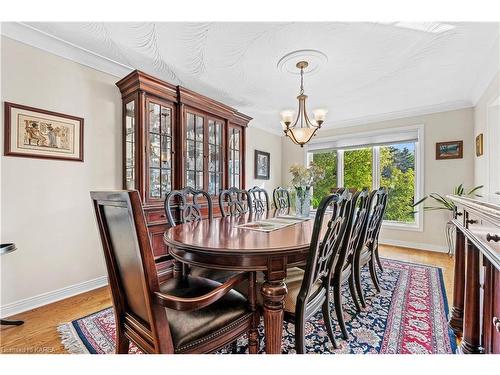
[261,279,287,354]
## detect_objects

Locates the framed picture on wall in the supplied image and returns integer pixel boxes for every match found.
[435,140,463,160]
[254,150,270,180]
[4,102,84,162]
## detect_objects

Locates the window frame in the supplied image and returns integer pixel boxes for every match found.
[305,124,424,232]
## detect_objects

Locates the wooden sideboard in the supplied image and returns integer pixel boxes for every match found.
[116,70,252,281]
[448,195,500,354]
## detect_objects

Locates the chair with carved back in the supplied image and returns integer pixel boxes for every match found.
[90,191,259,354]
[247,186,270,214]
[352,188,388,308]
[163,187,235,282]
[219,187,251,217]
[244,189,351,352]
[273,186,291,211]
[330,188,371,339]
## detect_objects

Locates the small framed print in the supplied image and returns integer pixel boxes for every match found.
[4,102,84,162]
[254,150,270,180]
[436,140,463,160]
[475,133,484,157]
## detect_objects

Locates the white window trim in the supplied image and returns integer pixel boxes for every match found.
[305,124,425,232]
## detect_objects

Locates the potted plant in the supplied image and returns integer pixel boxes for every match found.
[289,162,325,217]
[412,183,483,255]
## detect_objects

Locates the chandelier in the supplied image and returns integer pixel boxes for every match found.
[280,61,327,147]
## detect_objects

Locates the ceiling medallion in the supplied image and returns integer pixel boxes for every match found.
[279,58,327,147]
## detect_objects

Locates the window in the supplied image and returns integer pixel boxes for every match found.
[380,143,416,224]
[305,125,423,230]
[344,147,372,191]
[309,151,337,208]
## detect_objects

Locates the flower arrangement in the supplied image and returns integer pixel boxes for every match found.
[289,162,325,217]
[289,162,325,188]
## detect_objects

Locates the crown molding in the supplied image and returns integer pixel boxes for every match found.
[1,22,133,78]
[325,100,473,130]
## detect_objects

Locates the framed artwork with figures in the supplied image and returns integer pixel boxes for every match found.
[254,150,270,180]
[4,102,84,162]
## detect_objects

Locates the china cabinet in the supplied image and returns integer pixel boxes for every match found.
[116,70,251,280]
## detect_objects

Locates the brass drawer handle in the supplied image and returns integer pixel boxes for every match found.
[466,219,478,225]
[494,317,500,333]
[486,233,500,242]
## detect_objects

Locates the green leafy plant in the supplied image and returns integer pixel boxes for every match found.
[411,183,483,213]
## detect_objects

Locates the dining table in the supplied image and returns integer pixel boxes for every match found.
[163,210,318,354]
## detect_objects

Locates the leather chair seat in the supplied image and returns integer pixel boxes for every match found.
[237,268,321,314]
[189,266,238,283]
[159,275,252,352]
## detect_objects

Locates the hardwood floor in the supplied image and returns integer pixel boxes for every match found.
[0,245,454,354]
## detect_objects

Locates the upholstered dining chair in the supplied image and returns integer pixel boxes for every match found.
[90,190,259,354]
[163,187,235,282]
[243,189,351,352]
[352,188,388,308]
[219,187,251,216]
[330,188,371,339]
[273,187,291,211]
[247,186,270,213]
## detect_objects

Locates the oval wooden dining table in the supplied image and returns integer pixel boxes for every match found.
[163,211,317,354]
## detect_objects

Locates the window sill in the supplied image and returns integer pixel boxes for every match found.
[382,221,422,232]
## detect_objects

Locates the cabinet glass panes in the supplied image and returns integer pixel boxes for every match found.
[208,119,223,195]
[148,102,172,199]
[186,113,205,189]
[229,127,241,188]
[125,100,135,190]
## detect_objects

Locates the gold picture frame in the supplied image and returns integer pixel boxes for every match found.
[475,133,484,157]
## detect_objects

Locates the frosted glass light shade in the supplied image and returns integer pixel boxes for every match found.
[280,110,294,124]
[312,109,327,123]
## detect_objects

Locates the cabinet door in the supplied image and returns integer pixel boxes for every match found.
[208,118,224,195]
[228,125,244,188]
[146,99,174,202]
[185,112,205,190]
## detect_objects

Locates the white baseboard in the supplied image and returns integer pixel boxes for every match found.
[0,275,108,318]
[380,239,449,253]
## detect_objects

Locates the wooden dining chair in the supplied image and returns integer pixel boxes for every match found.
[219,187,251,217]
[90,190,259,354]
[163,187,235,282]
[247,186,270,213]
[352,188,388,308]
[330,188,371,340]
[242,189,351,352]
[281,189,351,353]
[273,187,291,210]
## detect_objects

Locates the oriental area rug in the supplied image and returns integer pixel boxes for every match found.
[58,259,457,354]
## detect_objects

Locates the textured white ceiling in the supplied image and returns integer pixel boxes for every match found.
[21,22,500,134]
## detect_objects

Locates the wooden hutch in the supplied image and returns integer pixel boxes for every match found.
[448,195,500,354]
[116,70,251,280]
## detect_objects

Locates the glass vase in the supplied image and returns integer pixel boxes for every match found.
[295,186,311,218]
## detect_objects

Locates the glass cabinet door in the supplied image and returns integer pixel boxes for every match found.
[148,100,173,200]
[208,119,223,195]
[186,112,205,190]
[124,100,136,190]
[229,126,241,188]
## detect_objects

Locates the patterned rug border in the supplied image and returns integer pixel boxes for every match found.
[57,258,457,354]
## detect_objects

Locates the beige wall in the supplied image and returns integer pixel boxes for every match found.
[474,71,500,193]
[245,126,283,194]
[282,108,475,251]
[0,37,122,309]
